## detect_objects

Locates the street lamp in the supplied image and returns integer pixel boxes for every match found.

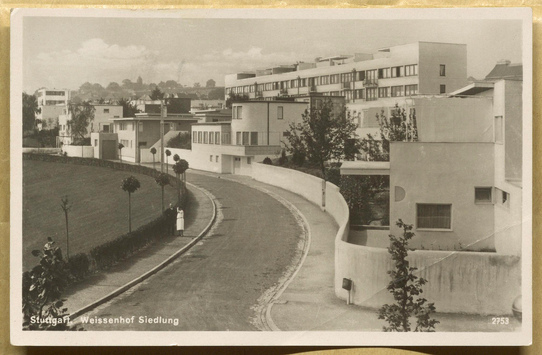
[160,99,167,172]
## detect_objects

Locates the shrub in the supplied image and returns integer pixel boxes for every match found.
[67,253,91,280]
[278,150,288,166]
[291,151,306,166]
[167,132,191,149]
[262,157,273,165]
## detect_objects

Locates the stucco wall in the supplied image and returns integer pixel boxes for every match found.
[63,145,94,158]
[334,242,520,315]
[390,142,496,251]
[418,42,467,95]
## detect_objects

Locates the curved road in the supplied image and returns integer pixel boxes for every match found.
[80,171,304,331]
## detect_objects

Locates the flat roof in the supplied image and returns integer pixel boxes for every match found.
[340,161,390,176]
[112,116,196,121]
[449,82,494,97]
[192,122,231,126]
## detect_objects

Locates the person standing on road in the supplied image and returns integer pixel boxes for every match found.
[165,203,175,235]
[176,208,185,236]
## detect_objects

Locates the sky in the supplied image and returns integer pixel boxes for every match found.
[22,14,523,93]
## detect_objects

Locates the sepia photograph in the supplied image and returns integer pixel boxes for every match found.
[10,7,532,346]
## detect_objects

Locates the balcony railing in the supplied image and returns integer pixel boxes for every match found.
[279,88,289,95]
[363,79,378,87]
[255,91,263,98]
[309,85,317,92]
[341,82,351,90]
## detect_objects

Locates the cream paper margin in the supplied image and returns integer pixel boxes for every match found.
[0,4,537,354]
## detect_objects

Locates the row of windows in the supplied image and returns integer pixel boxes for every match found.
[45,91,66,96]
[193,131,229,145]
[232,105,284,120]
[45,100,66,105]
[227,64,419,94]
[120,139,132,148]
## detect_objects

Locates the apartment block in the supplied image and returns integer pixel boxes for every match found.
[35,88,70,129]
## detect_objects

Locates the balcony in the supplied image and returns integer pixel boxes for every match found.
[255,91,263,98]
[341,82,351,90]
[279,88,289,95]
[219,144,282,156]
[309,85,317,93]
[363,79,378,87]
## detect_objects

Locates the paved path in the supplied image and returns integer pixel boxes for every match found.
[63,181,214,315]
[76,171,304,331]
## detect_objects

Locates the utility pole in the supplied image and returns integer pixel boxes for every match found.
[160,99,167,172]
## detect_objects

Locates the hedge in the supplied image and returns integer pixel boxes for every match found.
[23,153,187,281]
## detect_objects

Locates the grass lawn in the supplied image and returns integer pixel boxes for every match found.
[22,160,179,271]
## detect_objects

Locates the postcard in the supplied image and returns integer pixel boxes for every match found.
[10,7,532,346]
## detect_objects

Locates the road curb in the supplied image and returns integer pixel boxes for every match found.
[69,181,217,322]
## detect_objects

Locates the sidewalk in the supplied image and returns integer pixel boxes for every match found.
[63,173,214,317]
[196,171,521,333]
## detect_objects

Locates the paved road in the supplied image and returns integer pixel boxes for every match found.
[79,172,304,331]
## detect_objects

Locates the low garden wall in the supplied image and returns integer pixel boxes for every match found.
[22,147,61,155]
[62,145,94,158]
[23,153,188,280]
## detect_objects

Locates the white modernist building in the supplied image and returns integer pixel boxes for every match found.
[35,88,70,130]
[225,42,468,138]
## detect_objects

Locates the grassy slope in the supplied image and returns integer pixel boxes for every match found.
[22,160,178,270]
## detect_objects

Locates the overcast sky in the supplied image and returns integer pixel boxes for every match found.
[22,15,523,93]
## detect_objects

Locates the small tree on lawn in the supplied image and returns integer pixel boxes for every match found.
[60,196,72,260]
[22,238,79,330]
[284,98,361,180]
[360,104,418,162]
[155,172,169,212]
[173,153,180,163]
[150,147,157,170]
[118,143,124,162]
[121,176,141,232]
[165,149,172,174]
[378,219,439,332]
[173,160,189,204]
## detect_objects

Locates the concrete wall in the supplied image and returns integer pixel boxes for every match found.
[415,97,494,143]
[91,105,123,133]
[22,148,61,154]
[334,242,520,315]
[390,142,496,251]
[63,145,94,158]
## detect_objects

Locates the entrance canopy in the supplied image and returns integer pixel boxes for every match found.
[340,161,390,175]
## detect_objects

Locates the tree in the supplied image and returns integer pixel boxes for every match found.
[173,160,189,204]
[122,79,134,90]
[225,92,249,108]
[208,88,225,100]
[150,147,157,170]
[67,101,95,144]
[340,175,387,225]
[118,143,124,162]
[360,104,418,162]
[22,238,77,330]
[173,153,180,163]
[206,79,216,88]
[60,196,72,260]
[117,98,140,117]
[79,82,93,94]
[155,172,169,212]
[150,87,165,100]
[165,149,171,174]
[284,98,361,180]
[23,92,39,132]
[121,176,141,233]
[377,219,439,332]
[106,82,121,91]
[193,82,201,88]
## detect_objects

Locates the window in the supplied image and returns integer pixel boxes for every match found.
[391,66,403,78]
[366,69,377,80]
[494,116,503,143]
[277,106,283,120]
[440,64,446,76]
[440,85,446,94]
[501,190,510,206]
[247,157,252,165]
[391,86,404,97]
[378,87,389,98]
[210,132,214,144]
[104,108,110,113]
[319,75,329,85]
[198,132,202,143]
[405,84,418,96]
[222,132,231,145]
[378,68,391,79]
[193,133,198,143]
[138,122,143,132]
[330,74,340,84]
[216,156,219,163]
[94,139,98,146]
[236,132,242,145]
[250,132,258,145]
[233,106,243,119]
[417,204,452,229]
[242,132,249,146]
[215,132,220,145]
[366,88,378,101]
[210,155,213,162]
[475,187,493,203]
[357,71,365,81]
[355,89,365,100]
[405,64,418,76]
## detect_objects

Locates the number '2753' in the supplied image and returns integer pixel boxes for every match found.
[492,317,509,325]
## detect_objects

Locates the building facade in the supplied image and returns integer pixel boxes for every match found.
[36,88,70,129]
[58,104,123,145]
[225,42,468,138]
